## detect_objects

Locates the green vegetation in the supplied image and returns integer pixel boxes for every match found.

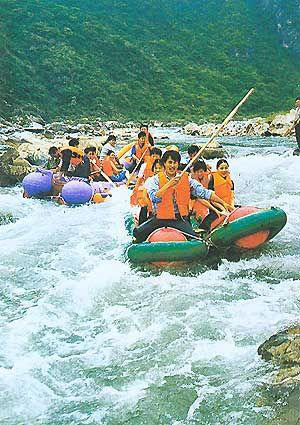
[1,0,299,122]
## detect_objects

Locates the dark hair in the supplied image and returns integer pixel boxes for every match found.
[103,135,116,145]
[296,97,300,101]
[68,138,79,147]
[84,146,96,154]
[150,147,162,157]
[216,159,229,168]
[138,131,146,139]
[48,146,58,156]
[106,149,115,155]
[151,159,163,172]
[187,144,199,156]
[193,160,207,172]
[140,124,149,130]
[161,150,181,164]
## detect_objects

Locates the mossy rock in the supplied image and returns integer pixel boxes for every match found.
[258,327,300,366]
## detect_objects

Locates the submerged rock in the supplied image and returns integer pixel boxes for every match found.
[0,211,16,225]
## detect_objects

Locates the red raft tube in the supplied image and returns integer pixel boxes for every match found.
[207,206,287,250]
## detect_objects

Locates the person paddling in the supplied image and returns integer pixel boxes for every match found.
[294,97,300,153]
[133,150,234,243]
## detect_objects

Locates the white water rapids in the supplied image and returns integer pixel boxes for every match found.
[0,130,299,424]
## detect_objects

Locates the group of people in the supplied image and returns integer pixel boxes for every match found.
[129,142,236,242]
[43,123,237,238]
[45,125,155,191]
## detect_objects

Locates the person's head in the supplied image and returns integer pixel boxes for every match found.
[105,135,117,146]
[84,146,97,160]
[137,131,146,147]
[295,97,300,108]
[152,159,163,174]
[193,160,207,178]
[161,150,181,177]
[140,124,149,133]
[150,147,162,160]
[106,149,116,159]
[48,146,60,158]
[187,144,199,159]
[68,138,80,147]
[70,150,83,166]
[216,159,229,177]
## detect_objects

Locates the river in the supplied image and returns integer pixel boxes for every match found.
[0,130,299,424]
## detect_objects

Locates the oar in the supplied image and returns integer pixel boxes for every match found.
[159,88,255,194]
[126,147,149,187]
[181,88,255,174]
[283,118,300,137]
[90,161,117,188]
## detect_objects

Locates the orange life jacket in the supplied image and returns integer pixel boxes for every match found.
[130,185,152,212]
[143,157,155,180]
[212,172,233,205]
[191,199,209,221]
[102,157,114,177]
[135,143,150,161]
[70,157,82,167]
[156,172,190,220]
[190,171,211,220]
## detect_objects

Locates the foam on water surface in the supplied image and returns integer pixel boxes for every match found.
[0,134,299,424]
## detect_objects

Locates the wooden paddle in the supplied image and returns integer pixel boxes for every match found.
[90,161,117,188]
[181,88,255,174]
[283,117,300,137]
[159,88,255,194]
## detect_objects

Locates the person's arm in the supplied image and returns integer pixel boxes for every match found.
[199,199,228,216]
[210,192,235,211]
[145,175,163,205]
[189,176,234,211]
[155,175,180,198]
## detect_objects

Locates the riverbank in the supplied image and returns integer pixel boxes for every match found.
[0,108,297,187]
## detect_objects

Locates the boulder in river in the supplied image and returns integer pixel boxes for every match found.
[258,326,300,386]
[198,141,227,159]
[0,147,34,186]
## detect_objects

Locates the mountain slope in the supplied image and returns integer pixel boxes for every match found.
[1,0,299,121]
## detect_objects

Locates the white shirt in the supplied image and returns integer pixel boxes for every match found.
[99,143,117,160]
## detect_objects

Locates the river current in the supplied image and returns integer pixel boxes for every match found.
[0,129,299,424]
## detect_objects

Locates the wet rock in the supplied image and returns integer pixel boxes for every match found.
[258,326,300,386]
[293,148,300,156]
[0,211,16,225]
[198,141,227,159]
[0,147,33,186]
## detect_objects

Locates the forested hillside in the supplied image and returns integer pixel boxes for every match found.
[1,0,299,122]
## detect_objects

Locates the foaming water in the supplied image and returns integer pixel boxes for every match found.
[0,134,300,424]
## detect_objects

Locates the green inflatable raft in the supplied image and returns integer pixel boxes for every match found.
[126,206,287,264]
